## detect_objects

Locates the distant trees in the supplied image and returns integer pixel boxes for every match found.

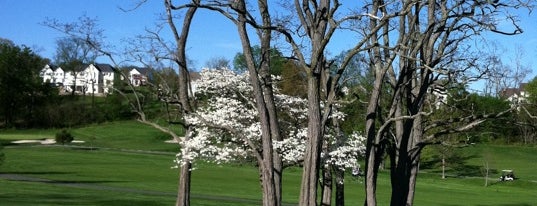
[54,37,97,65]
[0,38,135,129]
[204,56,230,69]
[481,44,532,97]
[52,25,100,96]
[0,40,53,128]
[509,76,537,144]
[232,46,286,75]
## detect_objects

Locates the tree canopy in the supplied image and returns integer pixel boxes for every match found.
[0,41,52,127]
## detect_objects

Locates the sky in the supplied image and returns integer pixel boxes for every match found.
[1,0,536,79]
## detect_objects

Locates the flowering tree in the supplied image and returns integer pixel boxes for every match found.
[179,68,309,166]
[177,68,365,204]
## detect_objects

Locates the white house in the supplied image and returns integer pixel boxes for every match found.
[40,63,117,95]
[501,83,529,108]
[41,64,156,95]
[95,64,115,93]
[128,67,151,87]
[40,64,64,85]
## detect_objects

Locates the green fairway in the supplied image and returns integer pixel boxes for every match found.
[0,130,55,141]
[1,121,536,205]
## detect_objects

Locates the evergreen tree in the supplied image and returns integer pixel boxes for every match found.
[0,41,49,127]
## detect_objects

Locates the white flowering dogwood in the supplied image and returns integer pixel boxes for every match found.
[325,131,367,171]
[175,68,365,171]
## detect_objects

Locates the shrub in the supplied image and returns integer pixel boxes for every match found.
[55,129,74,145]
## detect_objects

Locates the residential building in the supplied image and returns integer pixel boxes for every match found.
[128,67,152,87]
[40,63,118,95]
[500,83,529,106]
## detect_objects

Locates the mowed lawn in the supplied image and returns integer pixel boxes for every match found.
[1,121,536,205]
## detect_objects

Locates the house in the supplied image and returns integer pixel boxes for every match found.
[40,64,64,86]
[128,67,152,87]
[428,80,449,109]
[40,63,117,95]
[95,64,115,93]
[500,83,528,106]
[40,63,157,95]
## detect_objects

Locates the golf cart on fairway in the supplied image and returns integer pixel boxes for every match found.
[499,170,516,181]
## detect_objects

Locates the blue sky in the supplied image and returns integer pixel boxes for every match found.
[1,0,536,77]
[0,0,243,69]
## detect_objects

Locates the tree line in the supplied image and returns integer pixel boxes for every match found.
[0,37,163,129]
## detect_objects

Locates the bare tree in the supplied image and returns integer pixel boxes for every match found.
[53,36,99,96]
[161,2,199,206]
[196,1,386,205]
[270,2,388,205]
[172,1,284,205]
[44,2,200,205]
[205,56,230,69]
[480,43,531,97]
[359,1,532,205]
[125,1,200,205]
[53,37,97,65]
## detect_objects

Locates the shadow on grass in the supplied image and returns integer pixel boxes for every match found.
[0,173,125,185]
[421,151,499,177]
[0,171,71,175]
[94,200,169,206]
[477,204,534,206]
[440,204,534,206]
[0,193,170,206]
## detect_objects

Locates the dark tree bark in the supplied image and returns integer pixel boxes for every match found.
[163,1,199,205]
[361,1,530,205]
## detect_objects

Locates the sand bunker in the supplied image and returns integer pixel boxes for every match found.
[11,139,85,145]
[164,139,179,144]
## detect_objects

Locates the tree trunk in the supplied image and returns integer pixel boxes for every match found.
[258,1,283,201]
[364,67,386,206]
[334,168,345,206]
[321,163,332,206]
[483,161,489,187]
[406,152,420,205]
[176,161,192,206]
[299,71,323,206]
[164,1,198,205]
[298,0,331,203]
[442,155,445,179]
[234,1,278,205]
[389,148,410,206]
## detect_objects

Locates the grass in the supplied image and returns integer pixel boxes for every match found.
[1,120,182,152]
[0,131,55,140]
[70,120,182,152]
[0,178,174,206]
[1,121,537,205]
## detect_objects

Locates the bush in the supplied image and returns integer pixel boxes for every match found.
[55,129,74,145]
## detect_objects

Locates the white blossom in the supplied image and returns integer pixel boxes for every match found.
[175,68,365,172]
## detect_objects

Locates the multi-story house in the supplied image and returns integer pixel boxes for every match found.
[128,67,151,87]
[500,83,529,107]
[40,64,65,86]
[40,63,117,95]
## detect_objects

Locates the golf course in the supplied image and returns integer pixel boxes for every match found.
[1,121,536,205]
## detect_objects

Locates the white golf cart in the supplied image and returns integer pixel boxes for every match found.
[499,169,516,181]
